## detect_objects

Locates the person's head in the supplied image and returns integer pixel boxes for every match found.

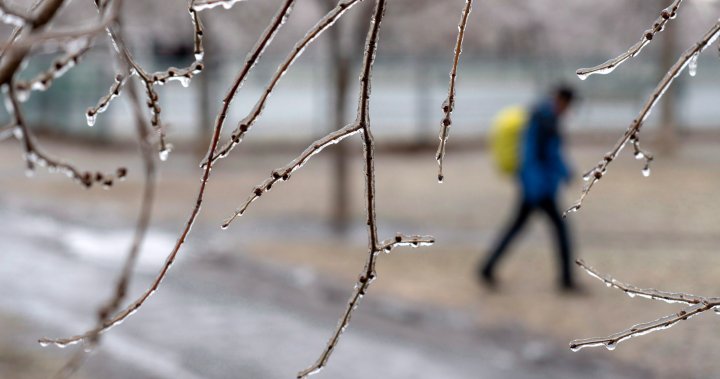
[552,84,576,116]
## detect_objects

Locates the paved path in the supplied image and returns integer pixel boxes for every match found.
[0,206,650,379]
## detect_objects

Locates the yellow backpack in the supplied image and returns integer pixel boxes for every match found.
[489,106,528,175]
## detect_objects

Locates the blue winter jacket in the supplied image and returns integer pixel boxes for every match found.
[519,101,570,204]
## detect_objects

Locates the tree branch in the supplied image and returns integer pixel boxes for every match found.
[576,0,685,80]
[565,20,720,216]
[435,0,473,183]
[570,260,720,352]
[39,0,298,350]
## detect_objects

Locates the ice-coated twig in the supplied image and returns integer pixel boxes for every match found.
[297,1,430,376]
[565,20,720,216]
[86,74,127,127]
[577,0,685,80]
[4,84,127,188]
[435,0,473,183]
[570,303,712,352]
[378,234,435,253]
[206,0,365,166]
[39,0,297,350]
[222,122,362,228]
[570,260,720,352]
[93,0,204,157]
[192,0,246,12]
[576,259,706,305]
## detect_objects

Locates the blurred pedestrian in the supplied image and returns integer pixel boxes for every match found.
[480,85,578,291]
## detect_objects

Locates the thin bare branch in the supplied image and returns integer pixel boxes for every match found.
[570,260,720,352]
[577,0,685,80]
[570,302,712,352]
[4,83,127,188]
[565,20,720,216]
[39,0,298,349]
[207,0,365,166]
[435,0,473,183]
[86,74,127,127]
[222,122,362,228]
[379,234,435,253]
[576,259,707,305]
[298,0,430,376]
[93,0,204,158]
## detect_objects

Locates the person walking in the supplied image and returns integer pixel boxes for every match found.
[479,85,578,291]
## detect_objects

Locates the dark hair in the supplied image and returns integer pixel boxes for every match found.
[554,84,576,104]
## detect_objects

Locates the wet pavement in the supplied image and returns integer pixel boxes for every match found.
[0,205,650,379]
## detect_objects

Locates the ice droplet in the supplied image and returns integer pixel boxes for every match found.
[634,151,645,160]
[605,341,616,351]
[86,112,96,127]
[642,166,651,177]
[159,148,170,161]
[688,54,698,77]
[12,126,23,139]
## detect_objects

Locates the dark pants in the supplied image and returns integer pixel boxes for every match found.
[481,196,574,286]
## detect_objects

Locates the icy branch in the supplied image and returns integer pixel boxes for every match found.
[577,0,685,80]
[206,0,365,166]
[565,20,720,216]
[222,122,362,228]
[435,0,473,183]
[570,260,720,352]
[86,74,128,127]
[4,84,127,188]
[91,0,204,157]
[576,259,706,305]
[298,1,431,376]
[379,234,435,253]
[570,303,712,352]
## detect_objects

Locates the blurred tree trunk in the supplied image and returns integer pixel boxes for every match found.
[322,0,374,234]
[326,9,351,234]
